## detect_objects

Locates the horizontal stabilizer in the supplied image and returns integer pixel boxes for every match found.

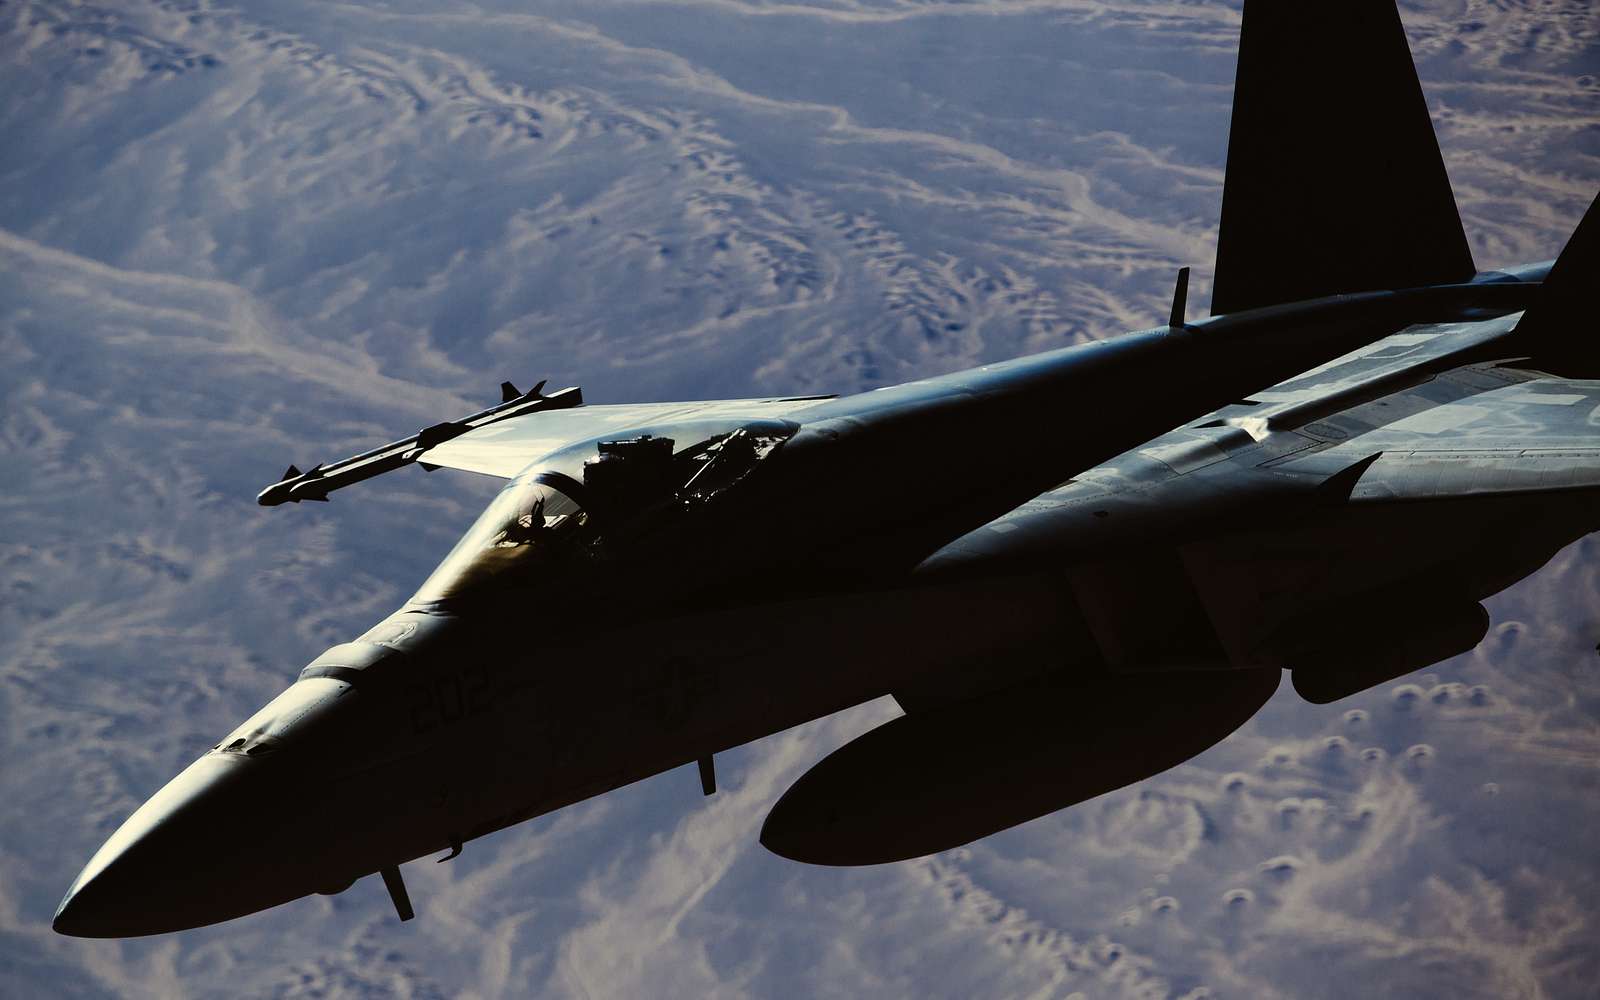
[1211,0,1475,315]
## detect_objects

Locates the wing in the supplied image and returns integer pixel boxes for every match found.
[419,397,834,479]
[256,384,834,505]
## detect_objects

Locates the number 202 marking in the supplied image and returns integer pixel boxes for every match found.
[409,664,491,735]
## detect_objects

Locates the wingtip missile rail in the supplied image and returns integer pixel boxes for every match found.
[257,382,582,506]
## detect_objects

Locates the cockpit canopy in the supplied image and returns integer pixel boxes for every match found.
[412,419,796,605]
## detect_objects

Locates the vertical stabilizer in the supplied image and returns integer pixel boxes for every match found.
[1513,190,1600,373]
[1211,1,1475,315]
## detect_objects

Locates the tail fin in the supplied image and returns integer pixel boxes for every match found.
[1513,190,1600,373]
[1210,0,1475,315]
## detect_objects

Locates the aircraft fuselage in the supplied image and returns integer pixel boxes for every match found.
[53,280,1560,937]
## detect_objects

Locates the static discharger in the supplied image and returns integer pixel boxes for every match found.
[698,755,717,796]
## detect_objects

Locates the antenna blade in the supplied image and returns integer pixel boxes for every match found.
[1169,267,1190,329]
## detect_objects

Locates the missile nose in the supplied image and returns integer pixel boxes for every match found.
[53,753,298,938]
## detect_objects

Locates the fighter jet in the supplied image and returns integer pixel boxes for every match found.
[54,1,1596,935]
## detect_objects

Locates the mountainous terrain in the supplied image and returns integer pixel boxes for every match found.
[3,1,1597,996]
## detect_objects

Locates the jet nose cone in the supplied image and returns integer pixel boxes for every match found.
[51,882,103,937]
[53,753,303,938]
